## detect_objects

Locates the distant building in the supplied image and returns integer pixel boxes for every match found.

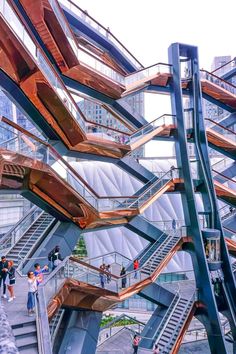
[203,55,236,126]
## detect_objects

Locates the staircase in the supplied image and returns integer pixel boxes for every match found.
[141,232,180,276]
[12,319,38,353]
[155,294,194,353]
[119,170,175,210]
[6,212,54,267]
[50,308,65,346]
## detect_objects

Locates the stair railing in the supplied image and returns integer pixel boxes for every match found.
[0,206,42,252]
[150,291,180,347]
[17,215,55,270]
[160,293,195,353]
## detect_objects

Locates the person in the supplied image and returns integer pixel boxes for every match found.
[99,265,105,288]
[5,260,15,302]
[172,219,176,230]
[133,259,139,279]
[120,266,127,288]
[48,246,63,270]
[27,271,38,316]
[153,344,160,353]
[106,264,111,284]
[132,334,140,354]
[34,263,48,285]
[0,256,9,298]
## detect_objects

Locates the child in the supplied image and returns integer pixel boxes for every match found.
[34,263,48,285]
[27,271,38,316]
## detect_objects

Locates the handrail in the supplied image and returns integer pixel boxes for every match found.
[58,0,143,69]
[211,57,236,75]
[1,0,87,131]
[1,116,177,211]
[17,214,54,269]
[44,230,181,285]
[50,309,65,345]
[150,291,180,346]
[201,69,236,91]
[161,293,195,353]
[206,118,236,137]
[83,251,132,264]
[35,288,53,353]
[129,114,175,139]
[0,205,39,248]
[211,157,233,173]
[1,116,100,198]
[125,61,172,78]
[127,168,178,209]
[212,169,236,185]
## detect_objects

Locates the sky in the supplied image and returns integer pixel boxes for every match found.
[75,0,236,70]
[73,0,236,157]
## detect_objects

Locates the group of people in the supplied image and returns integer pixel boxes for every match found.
[132,334,159,353]
[0,245,63,316]
[99,259,140,289]
[99,263,111,288]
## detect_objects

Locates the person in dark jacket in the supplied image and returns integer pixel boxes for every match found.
[6,260,15,302]
[120,266,127,288]
[0,256,9,298]
[49,246,63,270]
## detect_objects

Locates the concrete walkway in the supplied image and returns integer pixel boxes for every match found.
[1,273,35,327]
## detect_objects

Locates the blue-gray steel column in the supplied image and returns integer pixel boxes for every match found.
[168,43,236,353]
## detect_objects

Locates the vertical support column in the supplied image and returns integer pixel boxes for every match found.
[168,43,228,353]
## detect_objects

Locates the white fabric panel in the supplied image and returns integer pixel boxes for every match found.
[69,160,212,272]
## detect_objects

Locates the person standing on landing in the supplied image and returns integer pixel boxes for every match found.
[0,256,9,298]
[132,334,141,354]
[34,263,48,285]
[27,271,38,316]
[133,259,139,279]
[5,260,16,302]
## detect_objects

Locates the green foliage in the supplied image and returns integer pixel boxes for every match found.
[73,235,87,258]
[100,315,137,328]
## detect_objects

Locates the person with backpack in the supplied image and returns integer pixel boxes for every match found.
[48,246,63,270]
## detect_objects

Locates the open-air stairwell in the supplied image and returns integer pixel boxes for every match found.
[41,228,184,322]
[140,231,181,276]
[156,294,194,353]
[4,210,54,267]
[139,288,195,353]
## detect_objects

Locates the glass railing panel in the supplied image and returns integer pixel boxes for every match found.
[77,48,125,85]
[0,207,42,251]
[85,252,131,269]
[212,158,233,173]
[1,0,37,60]
[184,109,194,130]
[125,63,172,87]
[85,123,130,144]
[201,71,236,95]
[58,0,142,69]
[1,1,86,132]
[129,114,175,143]
[0,123,98,209]
[48,0,78,57]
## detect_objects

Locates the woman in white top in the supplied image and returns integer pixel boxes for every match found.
[27,271,38,316]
